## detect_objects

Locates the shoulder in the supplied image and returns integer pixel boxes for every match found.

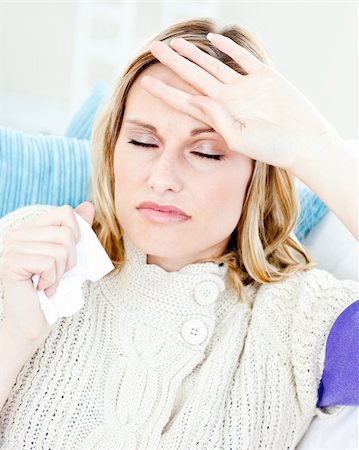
[251,267,358,408]
[267,267,358,348]
[0,204,58,250]
[251,268,358,346]
[254,267,358,315]
[292,267,358,323]
[297,269,359,409]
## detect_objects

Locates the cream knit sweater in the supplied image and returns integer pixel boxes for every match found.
[0,205,358,450]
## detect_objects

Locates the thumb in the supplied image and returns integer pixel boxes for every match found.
[74,201,95,226]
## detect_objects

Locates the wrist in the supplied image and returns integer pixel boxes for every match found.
[0,322,43,356]
[290,131,358,240]
[290,129,346,184]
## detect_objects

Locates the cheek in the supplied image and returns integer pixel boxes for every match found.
[212,187,242,222]
[198,165,251,225]
[113,146,133,214]
[114,144,137,191]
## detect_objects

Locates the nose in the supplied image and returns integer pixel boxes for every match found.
[147,148,183,194]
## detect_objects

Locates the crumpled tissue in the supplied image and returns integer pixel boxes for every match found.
[32,212,114,325]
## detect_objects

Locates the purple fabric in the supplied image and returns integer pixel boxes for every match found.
[317,299,359,407]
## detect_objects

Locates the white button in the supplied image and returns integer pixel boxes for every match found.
[194,280,220,305]
[181,319,208,345]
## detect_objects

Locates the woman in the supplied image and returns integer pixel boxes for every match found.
[0,18,357,449]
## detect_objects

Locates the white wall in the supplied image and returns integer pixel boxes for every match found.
[0,0,357,138]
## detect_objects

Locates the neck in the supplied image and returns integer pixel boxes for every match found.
[146,254,196,272]
[146,241,228,272]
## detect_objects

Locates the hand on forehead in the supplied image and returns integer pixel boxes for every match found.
[138,63,203,97]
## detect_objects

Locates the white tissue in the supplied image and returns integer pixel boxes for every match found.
[32,212,115,325]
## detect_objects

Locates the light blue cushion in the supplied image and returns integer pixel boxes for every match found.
[0,127,91,218]
[295,187,328,241]
[65,81,110,140]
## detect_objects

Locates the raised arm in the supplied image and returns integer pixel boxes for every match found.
[290,133,358,241]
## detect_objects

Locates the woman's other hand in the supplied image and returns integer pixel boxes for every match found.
[141,34,341,175]
[0,201,95,345]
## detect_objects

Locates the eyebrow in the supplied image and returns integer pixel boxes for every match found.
[124,119,215,136]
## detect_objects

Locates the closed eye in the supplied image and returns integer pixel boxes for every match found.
[192,152,223,161]
[128,140,224,161]
[128,139,156,148]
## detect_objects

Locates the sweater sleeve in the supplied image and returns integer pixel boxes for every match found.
[290,268,359,419]
[0,204,58,324]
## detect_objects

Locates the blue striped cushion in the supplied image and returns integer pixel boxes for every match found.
[0,127,91,218]
[294,186,328,241]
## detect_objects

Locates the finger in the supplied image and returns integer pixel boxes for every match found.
[74,201,95,226]
[21,205,81,242]
[4,252,57,291]
[4,226,77,272]
[10,240,76,273]
[170,37,239,84]
[33,249,66,292]
[33,255,58,296]
[7,225,77,249]
[140,75,209,123]
[149,40,221,97]
[4,241,74,285]
[141,73,237,145]
[207,33,265,74]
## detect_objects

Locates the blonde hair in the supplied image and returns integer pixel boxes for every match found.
[90,18,316,300]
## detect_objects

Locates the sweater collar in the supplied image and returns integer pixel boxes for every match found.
[99,234,257,348]
[121,234,229,280]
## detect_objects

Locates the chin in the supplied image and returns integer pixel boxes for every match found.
[127,225,195,259]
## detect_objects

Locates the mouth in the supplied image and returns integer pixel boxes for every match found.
[136,201,191,224]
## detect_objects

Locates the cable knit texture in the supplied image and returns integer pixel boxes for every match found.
[0,205,358,450]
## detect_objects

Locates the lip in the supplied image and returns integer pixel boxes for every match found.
[136,201,191,224]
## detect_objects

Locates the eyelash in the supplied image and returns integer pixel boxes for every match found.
[128,139,224,161]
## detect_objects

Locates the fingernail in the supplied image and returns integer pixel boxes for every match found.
[207,33,214,40]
